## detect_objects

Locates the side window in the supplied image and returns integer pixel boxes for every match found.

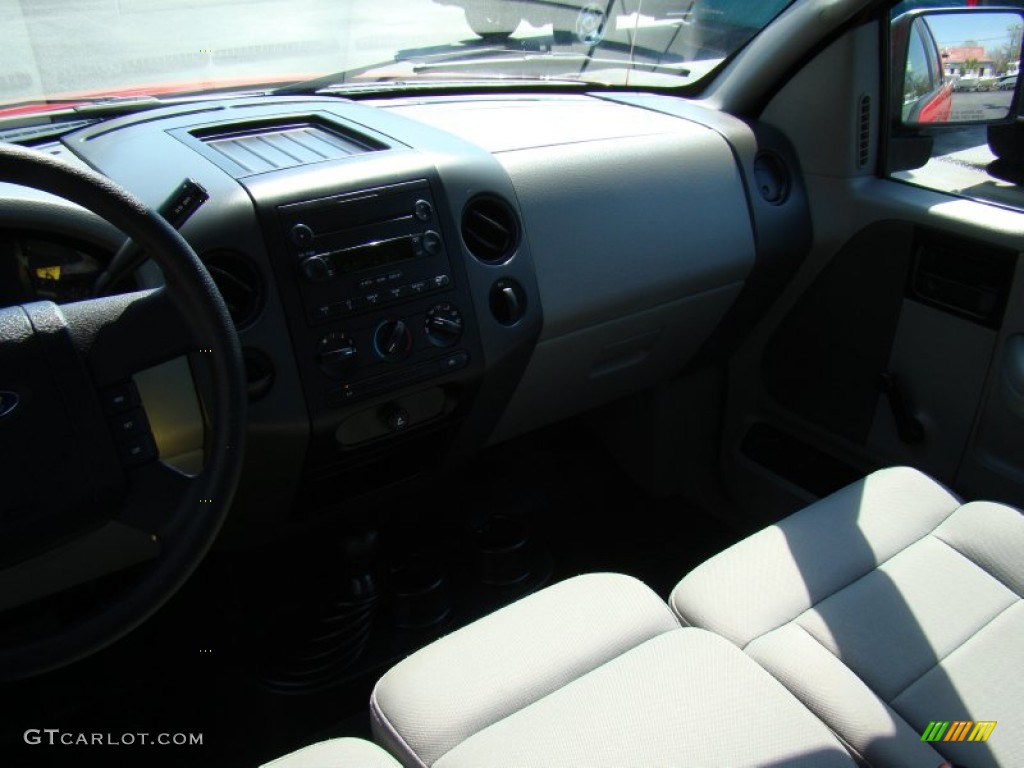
[888,1,1024,212]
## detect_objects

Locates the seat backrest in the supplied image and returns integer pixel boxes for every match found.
[672,466,1024,768]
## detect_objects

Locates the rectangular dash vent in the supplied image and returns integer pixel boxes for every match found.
[194,120,384,175]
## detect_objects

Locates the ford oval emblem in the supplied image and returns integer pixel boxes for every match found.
[0,391,20,420]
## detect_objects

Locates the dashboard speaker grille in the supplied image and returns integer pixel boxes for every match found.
[201,250,264,328]
[462,197,519,264]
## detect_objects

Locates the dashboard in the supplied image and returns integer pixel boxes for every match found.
[0,91,810,545]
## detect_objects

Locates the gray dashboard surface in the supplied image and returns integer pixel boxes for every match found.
[3,91,776,534]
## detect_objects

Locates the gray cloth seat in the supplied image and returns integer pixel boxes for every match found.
[260,737,402,768]
[672,466,1024,768]
[271,467,1021,767]
[370,572,857,767]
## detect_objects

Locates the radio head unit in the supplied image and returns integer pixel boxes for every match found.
[279,179,452,326]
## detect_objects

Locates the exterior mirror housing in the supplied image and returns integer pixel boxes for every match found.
[893,9,1023,128]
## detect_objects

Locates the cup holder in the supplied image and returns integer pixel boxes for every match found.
[474,515,532,586]
[389,558,450,629]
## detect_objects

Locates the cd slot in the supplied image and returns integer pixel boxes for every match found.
[323,235,422,277]
[311,215,419,254]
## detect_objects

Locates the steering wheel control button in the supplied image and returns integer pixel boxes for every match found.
[414,199,434,221]
[425,303,464,347]
[318,333,358,379]
[109,408,149,439]
[118,433,158,468]
[100,381,141,414]
[290,223,315,247]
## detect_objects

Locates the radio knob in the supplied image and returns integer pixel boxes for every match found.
[291,223,314,247]
[422,230,443,257]
[414,199,434,221]
[300,254,331,283]
[425,303,463,347]
[318,333,357,379]
[374,319,413,361]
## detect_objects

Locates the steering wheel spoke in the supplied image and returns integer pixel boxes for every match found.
[118,460,208,536]
[61,287,203,386]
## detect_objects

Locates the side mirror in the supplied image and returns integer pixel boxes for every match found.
[893,9,1023,127]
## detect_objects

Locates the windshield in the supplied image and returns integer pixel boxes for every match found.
[2,0,794,111]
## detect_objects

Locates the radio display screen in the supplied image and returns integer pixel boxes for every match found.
[332,237,416,275]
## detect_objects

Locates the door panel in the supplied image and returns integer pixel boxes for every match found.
[960,265,1024,507]
[718,22,1024,521]
[867,297,997,480]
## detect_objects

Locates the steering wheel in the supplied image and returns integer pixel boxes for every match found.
[0,143,245,680]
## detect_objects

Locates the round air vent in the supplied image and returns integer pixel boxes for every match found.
[753,151,791,205]
[461,196,519,264]
[201,249,264,329]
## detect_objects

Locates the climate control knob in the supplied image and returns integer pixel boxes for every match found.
[317,332,357,379]
[424,303,463,347]
[373,319,413,361]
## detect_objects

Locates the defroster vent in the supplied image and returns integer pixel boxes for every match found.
[192,118,385,175]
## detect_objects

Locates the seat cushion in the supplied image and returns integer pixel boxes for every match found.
[261,738,402,768]
[371,573,679,767]
[431,628,856,768]
[672,466,1024,768]
[372,570,856,767]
